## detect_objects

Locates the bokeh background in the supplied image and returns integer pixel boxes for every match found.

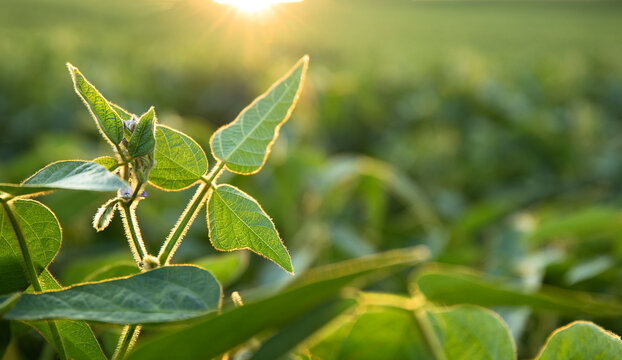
[2,0,622,357]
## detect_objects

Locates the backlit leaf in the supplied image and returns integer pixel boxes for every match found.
[93,156,119,170]
[0,199,61,295]
[149,125,208,190]
[333,307,430,360]
[128,107,157,158]
[427,305,516,360]
[6,266,222,325]
[207,184,293,273]
[67,63,125,145]
[210,56,308,174]
[536,321,622,360]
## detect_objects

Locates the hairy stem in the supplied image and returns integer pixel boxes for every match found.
[0,200,68,360]
[158,161,225,265]
[119,202,148,265]
[115,198,149,359]
[112,325,141,360]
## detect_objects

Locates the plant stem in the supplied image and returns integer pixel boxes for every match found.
[0,200,68,360]
[412,307,446,360]
[158,161,225,265]
[119,202,148,265]
[112,325,141,360]
[115,198,148,359]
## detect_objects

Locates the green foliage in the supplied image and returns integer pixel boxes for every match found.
[427,306,516,360]
[126,246,428,360]
[0,161,127,197]
[2,9,622,357]
[210,56,308,174]
[416,266,622,317]
[6,266,222,324]
[128,107,157,158]
[67,63,125,146]
[327,307,430,359]
[208,184,293,273]
[0,200,61,295]
[26,270,107,360]
[537,321,622,360]
[149,125,208,190]
[250,299,356,360]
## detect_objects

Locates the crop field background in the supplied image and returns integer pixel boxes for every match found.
[2,0,622,358]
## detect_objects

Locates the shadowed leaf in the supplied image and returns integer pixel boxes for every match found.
[0,161,127,198]
[27,270,107,360]
[0,200,61,295]
[6,266,222,325]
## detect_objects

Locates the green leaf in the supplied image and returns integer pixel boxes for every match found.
[210,55,309,174]
[6,266,222,325]
[207,184,293,273]
[330,307,431,360]
[27,270,107,360]
[427,305,516,360]
[93,156,119,170]
[250,299,356,360]
[0,161,128,198]
[536,321,622,360]
[129,107,157,157]
[149,125,208,190]
[110,103,134,121]
[0,293,20,316]
[193,251,249,287]
[67,63,125,145]
[0,199,61,295]
[415,266,622,316]
[126,246,429,360]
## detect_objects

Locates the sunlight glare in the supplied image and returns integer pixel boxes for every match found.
[214,0,302,13]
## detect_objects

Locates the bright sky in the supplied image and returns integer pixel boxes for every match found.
[213,0,303,13]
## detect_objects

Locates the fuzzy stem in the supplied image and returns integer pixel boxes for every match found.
[119,202,148,265]
[111,325,141,360]
[0,200,68,360]
[157,161,225,265]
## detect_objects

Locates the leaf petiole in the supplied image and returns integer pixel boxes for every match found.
[158,161,225,265]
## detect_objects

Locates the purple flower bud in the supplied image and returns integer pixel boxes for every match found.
[140,190,148,198]
[119,186,132,198]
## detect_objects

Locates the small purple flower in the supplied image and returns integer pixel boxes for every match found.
[140,190,148,198]
[119,186,132,198]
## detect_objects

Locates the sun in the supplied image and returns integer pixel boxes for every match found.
[214,0,302,13]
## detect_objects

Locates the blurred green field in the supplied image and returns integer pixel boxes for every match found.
[2,0,622,358]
